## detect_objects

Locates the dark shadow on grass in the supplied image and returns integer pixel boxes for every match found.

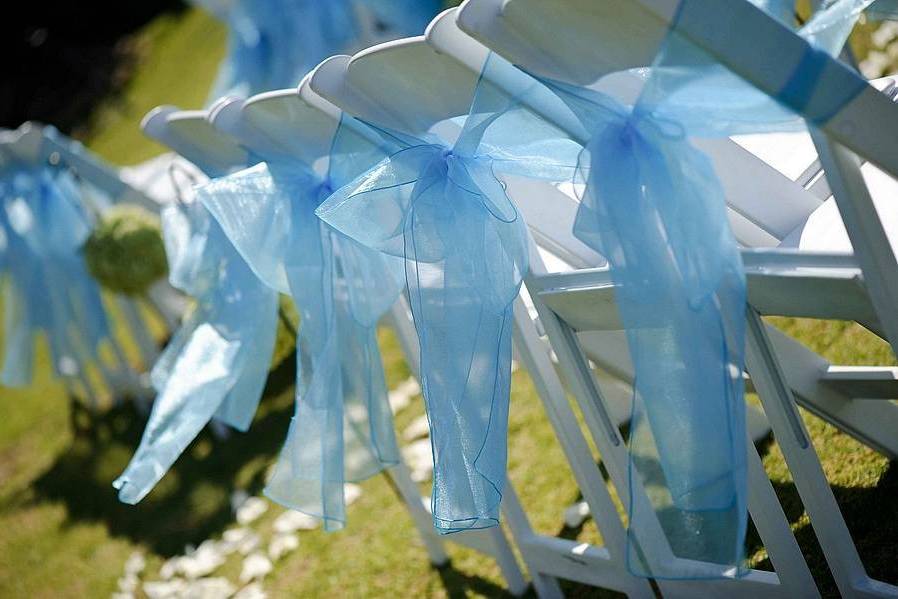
[435,564,527,599]
[27,354,296,556]
[748,462,898,597]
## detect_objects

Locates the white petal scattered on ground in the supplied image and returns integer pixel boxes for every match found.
[272,510,319,534]
[179,540,226,579]
[402,414,430,442]
[389,377,421,414]
[234,582,267,599]
[230,489,250,514]
[159,557,182,581]
[182,577,235,599]
[236,497,269,526]
[268,533,299,561]
[221,527,253,555]
[563,500,591,529]
[403,439,434,483]
[118,574,139,593]
[124,551,146,577]
[240,553,273,584]
[143,578,188,599]
[344,483,363,507]
[237,531,262,556]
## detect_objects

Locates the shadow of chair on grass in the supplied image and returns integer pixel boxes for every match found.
[28,355,296,556]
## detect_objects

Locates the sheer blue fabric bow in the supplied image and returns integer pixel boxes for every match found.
[0,163,119,396]
[114,191,279,503]
[497,0,877,578]
[196,121,404,530]
[312,102,578,532]
[198,0,441,99]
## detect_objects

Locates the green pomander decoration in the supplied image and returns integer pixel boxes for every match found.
[83,205,168,296]
[270,294,300,370]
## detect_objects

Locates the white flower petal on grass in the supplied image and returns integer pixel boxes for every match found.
[389,377,421,414]
[402,414,430,441]
[231,489,250,514]
[240,553,273,584]
[182,577,235,599]
[236,497,269,526]
[159,557,182,581]
[123,551,146,577]
[143,578,188,599]
[234,582,268,599]
[268,533,300,561]
[403,439,434,483]
[563,500,591,528]
[344,483,363,507]
[178,540,226,579]
[118,574,139,593]
[221,527,253,555]
[272,510,319,534]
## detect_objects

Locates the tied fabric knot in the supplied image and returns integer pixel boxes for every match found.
[198,126,404,530]
[114,196,279,504]
[316,116,537,533]
[0,163,118,392]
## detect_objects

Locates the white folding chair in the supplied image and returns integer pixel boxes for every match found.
[451,1,898,596]
[143,97,529,596]
[302,4,898,595]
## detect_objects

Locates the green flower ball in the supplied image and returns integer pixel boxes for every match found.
[83,205,168,296]
[271,294,300,370]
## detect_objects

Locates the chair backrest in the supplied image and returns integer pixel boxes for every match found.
[142,106,250,176]
[457,0,898,179]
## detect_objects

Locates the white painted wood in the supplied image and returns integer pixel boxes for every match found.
[745,308,898,598]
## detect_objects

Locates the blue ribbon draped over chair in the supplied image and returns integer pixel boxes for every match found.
[469,0,879,578]
[114,193,279,503]
[114,143,283,503]
[198,0,442,99]
[196,117,404,529]
[314,99,581,533]
[0,162,125,397]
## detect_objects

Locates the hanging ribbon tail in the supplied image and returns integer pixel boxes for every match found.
[264,173,402,530]
[0,279,35,386]
[318,133,528,533]
[0,165,115,391]
[114,321,242,504]
[334,233,402,483]
[116,202,278,503]
[263,190,347,528]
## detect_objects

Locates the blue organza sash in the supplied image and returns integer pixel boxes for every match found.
[197,121,404,530]
[489,0,877,578]
[313,105,578,532]
[0,163,119,395]
[114,197,278,503]
[201,0,441,99]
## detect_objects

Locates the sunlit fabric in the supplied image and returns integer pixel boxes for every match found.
[312,90,582,533]
[0,162,127,397]
[197,119,404,529]
[483,0,876,578]
[114,194,279,504]
[196,0,441,99]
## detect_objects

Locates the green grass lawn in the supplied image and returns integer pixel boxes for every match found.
[0,7,896,598]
